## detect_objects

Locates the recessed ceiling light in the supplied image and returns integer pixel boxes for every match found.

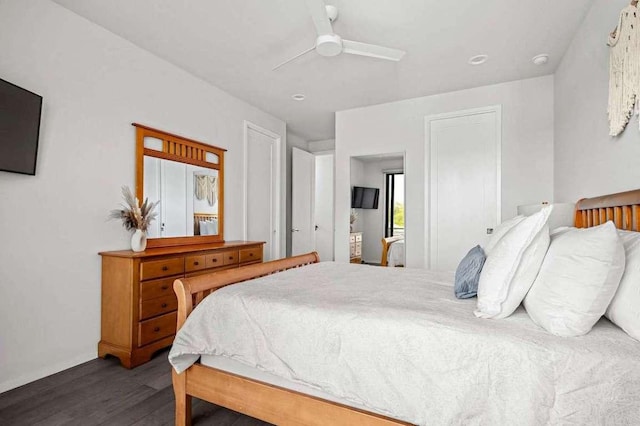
[292,94,305,101]
[532,54,549,66]
[468,54,488,65]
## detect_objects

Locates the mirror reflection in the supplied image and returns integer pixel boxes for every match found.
[143,156,219,238]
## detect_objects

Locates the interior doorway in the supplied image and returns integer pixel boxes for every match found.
[350,153,405,266]
[291,149,335,261]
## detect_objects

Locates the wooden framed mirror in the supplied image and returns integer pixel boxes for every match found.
[134,123,225,248]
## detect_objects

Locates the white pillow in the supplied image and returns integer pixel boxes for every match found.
[206,219,218,235]
[483,215,525,255]
[475,206,552,319]
[524,221,625,337]
[199,220,209,235]
[606,230,640,341]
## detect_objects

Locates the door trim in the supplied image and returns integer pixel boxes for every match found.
[424,105,502,269]
[243,121,282,259]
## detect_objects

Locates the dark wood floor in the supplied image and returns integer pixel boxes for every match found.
[0,349,271,426]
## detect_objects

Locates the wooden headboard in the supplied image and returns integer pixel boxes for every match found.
[575,189,640,231]
[194,213,218,235]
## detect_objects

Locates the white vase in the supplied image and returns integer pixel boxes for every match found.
[131,229,147,252]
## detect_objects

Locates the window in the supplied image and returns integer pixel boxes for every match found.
[384,172,404,237]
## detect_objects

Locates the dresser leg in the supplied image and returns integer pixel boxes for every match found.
[98,341,133,368]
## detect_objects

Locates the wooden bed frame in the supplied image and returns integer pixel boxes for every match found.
[172,189,640,426]
[380,236,403,266]
[172,252,408,426]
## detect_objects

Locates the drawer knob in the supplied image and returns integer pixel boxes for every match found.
[194,261,199,266]
[161,285,168,290]
[249,253,253,257]
[229,256,233,260]
[162,266,168,271]
[212,259,217,262]
[153,327,160,332]
[161,303,168,308]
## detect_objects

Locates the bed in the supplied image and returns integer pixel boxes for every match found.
[169,189,640,426]
[193,213,218,236]
[381,236,404,266]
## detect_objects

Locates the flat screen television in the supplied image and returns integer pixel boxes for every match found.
[0,78,43,175]
[351,186,379,209]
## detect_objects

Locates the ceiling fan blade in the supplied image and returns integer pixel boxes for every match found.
[342,39,406,61]
[273,45,316,71]
[305,0,333,36]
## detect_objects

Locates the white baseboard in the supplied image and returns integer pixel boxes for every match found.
[0,351,96,394]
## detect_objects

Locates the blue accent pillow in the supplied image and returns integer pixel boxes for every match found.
[454,245,486,299]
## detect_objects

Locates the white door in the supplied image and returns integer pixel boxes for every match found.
[161,159,187,237]
[246,124,280,261]
[427,107,501,271]
[291,147,315,256]
[314,154,334,261]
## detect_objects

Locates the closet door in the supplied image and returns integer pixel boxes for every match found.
[160,160,187,237]
[427,107,501,271]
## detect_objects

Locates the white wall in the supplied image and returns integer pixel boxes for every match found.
[336,76,555,267]
[285,132,309,256]
[308,139,335,153]
[554,0,640,203]
[360,158,404,263]
[0,0,286,392]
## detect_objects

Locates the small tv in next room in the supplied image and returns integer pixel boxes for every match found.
[0,78,43,175]
[351,186,380,209]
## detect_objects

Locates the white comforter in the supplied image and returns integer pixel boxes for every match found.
[169,262,640,425]
[387,239,405,266]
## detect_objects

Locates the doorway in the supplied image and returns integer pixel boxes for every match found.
[244,121,281,261]
[291,150,335,261]
[426,106,501,271]
[350,153,405,265]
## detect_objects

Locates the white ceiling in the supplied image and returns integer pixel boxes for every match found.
[53,0,593,141]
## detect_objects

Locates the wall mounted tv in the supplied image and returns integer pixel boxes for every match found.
[351,186,380,209]
[0,78,43,175]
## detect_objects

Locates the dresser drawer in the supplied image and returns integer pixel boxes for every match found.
[205,252,225,269]
[349,234,356,243]
[140,277,177,301]
[355,242,362,256]
[239,247,262,264]
[355,234,362,242]
[222,250,239,266]
[140,257,184,281]
[138,312,177,347]
[185,255,206,273]
[140,294,177,320]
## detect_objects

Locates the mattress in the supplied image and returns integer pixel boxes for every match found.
[169,262,640,425]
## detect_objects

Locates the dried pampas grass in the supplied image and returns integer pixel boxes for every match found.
[109,186,159,232]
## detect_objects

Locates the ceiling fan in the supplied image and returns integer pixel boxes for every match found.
[273,0,406,70]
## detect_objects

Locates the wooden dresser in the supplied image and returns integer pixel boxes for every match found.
[98,241,264,368]
[349,232,362,264]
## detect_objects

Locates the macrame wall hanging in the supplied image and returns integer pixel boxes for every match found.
[608,1,640,136]
[194,175,218,206]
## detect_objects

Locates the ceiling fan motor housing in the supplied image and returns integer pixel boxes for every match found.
[316,34,343,57]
